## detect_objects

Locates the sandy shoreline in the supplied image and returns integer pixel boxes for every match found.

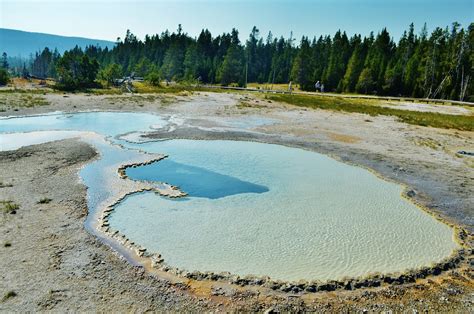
[1,91,473,311]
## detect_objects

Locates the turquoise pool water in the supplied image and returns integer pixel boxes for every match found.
[0,112,458,281]
[114,139,458,281]
[0,111,167,137]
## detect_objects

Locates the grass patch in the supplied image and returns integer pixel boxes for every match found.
[38,198,52,204]
[0,93,50,110]
[1,200,19,214]
[267,94,474,131]
[414,138,441,149]
[105,94,170,103]
[0,182,13,188]
[236,100,269,110]
[236,101,254,109]
[133,82,239,95]
[133,82,196,94]
[247,82,303,92]
[2,291,17,302]
[86,88,123,95]
[0,88,52,95]
[23,94,49,107]
[104,93,178,107]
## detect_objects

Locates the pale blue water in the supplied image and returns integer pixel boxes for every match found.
[0,112,458,281]
[112,140,458,281]
[0,111,166,137]
[80,138,140,221]
[0,111,166,230]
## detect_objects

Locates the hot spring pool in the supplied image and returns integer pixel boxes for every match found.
[114,139,458,281]
[0,112,459,281]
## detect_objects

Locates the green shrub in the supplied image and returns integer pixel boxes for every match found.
[2,291,17,302]
[1,200,19,214]
[0,182,13,188]
[98,63,123,87]
[38,198,52,204]
[145,71,161,87]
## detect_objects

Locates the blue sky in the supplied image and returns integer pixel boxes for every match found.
[1,0,472,42]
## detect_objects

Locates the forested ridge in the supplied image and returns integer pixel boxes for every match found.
[4,22,473,101]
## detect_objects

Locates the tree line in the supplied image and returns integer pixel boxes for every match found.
[6,22,474,100]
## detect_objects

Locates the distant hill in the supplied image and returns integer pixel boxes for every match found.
[0,28,115,57]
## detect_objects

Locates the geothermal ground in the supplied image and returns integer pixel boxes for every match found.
[0,90,473,311]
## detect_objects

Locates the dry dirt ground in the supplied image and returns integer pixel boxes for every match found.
[0,91,473,311]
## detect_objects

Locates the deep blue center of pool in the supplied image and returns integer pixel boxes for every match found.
[126,159,269,199]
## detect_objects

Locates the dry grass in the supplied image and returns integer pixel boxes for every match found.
[247,82,303,92]
[133,82,195,94]
[0,92,49,111]
[1,200,19,214]
[413,138,442,150]
[267,94,474,131]
[326,132,362,144]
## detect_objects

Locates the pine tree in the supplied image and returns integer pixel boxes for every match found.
[291,37,313,90]
[1,52,8,69]
[217,29,245,86]
[160,43,184,81]
[56,47,99,90]
[0,68,9,85]
[356,67,374,94]
[196,29,214,82]
[246,26,260,83]
[183,43,198,81]
[342,35,367,92]
[133,57,153,77]
[360,28,394,95]
[311,35,331,86]
[323,30,351,91]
